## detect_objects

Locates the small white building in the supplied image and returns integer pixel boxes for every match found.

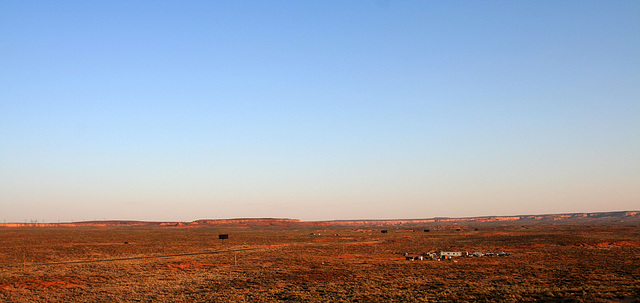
[440,251,464,257]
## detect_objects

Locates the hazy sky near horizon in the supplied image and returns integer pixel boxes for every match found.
[1,1,639,222]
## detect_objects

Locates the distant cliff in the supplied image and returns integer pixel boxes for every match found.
[192,218,303,226]
[323,211,640,226]
[0,211,637,228]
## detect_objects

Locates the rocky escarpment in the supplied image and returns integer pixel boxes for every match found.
[323,211,640,226]
[1,211,637,228]
[191,218,303,226]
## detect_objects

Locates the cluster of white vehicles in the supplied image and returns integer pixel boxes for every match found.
[468,251,511,257]
[403,251,511,260]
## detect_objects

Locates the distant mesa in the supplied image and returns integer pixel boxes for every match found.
[0,211,638,228]
[192,218,302,226]
[320,211,640,227]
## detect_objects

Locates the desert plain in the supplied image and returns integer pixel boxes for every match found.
[1,211,639,302]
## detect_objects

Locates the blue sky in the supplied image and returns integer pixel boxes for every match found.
[1,1,638,222]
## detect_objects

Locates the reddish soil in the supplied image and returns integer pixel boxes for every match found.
[569,241,640,247]
[1,219,638,302]
[157,262,215,271]
[0,276,106,290]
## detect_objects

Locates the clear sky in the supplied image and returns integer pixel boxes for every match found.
[1,1,638,222]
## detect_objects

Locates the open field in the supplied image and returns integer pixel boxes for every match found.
[1,223,639,302]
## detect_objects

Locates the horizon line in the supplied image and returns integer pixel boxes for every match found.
[3,210,637,225]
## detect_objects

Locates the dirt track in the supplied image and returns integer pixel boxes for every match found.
[11,247,260,267]
[12,238,384,268]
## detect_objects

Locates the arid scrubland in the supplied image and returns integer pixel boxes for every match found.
[1,223,639,302]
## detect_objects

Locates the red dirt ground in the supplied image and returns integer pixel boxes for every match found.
[0,276,106,290]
